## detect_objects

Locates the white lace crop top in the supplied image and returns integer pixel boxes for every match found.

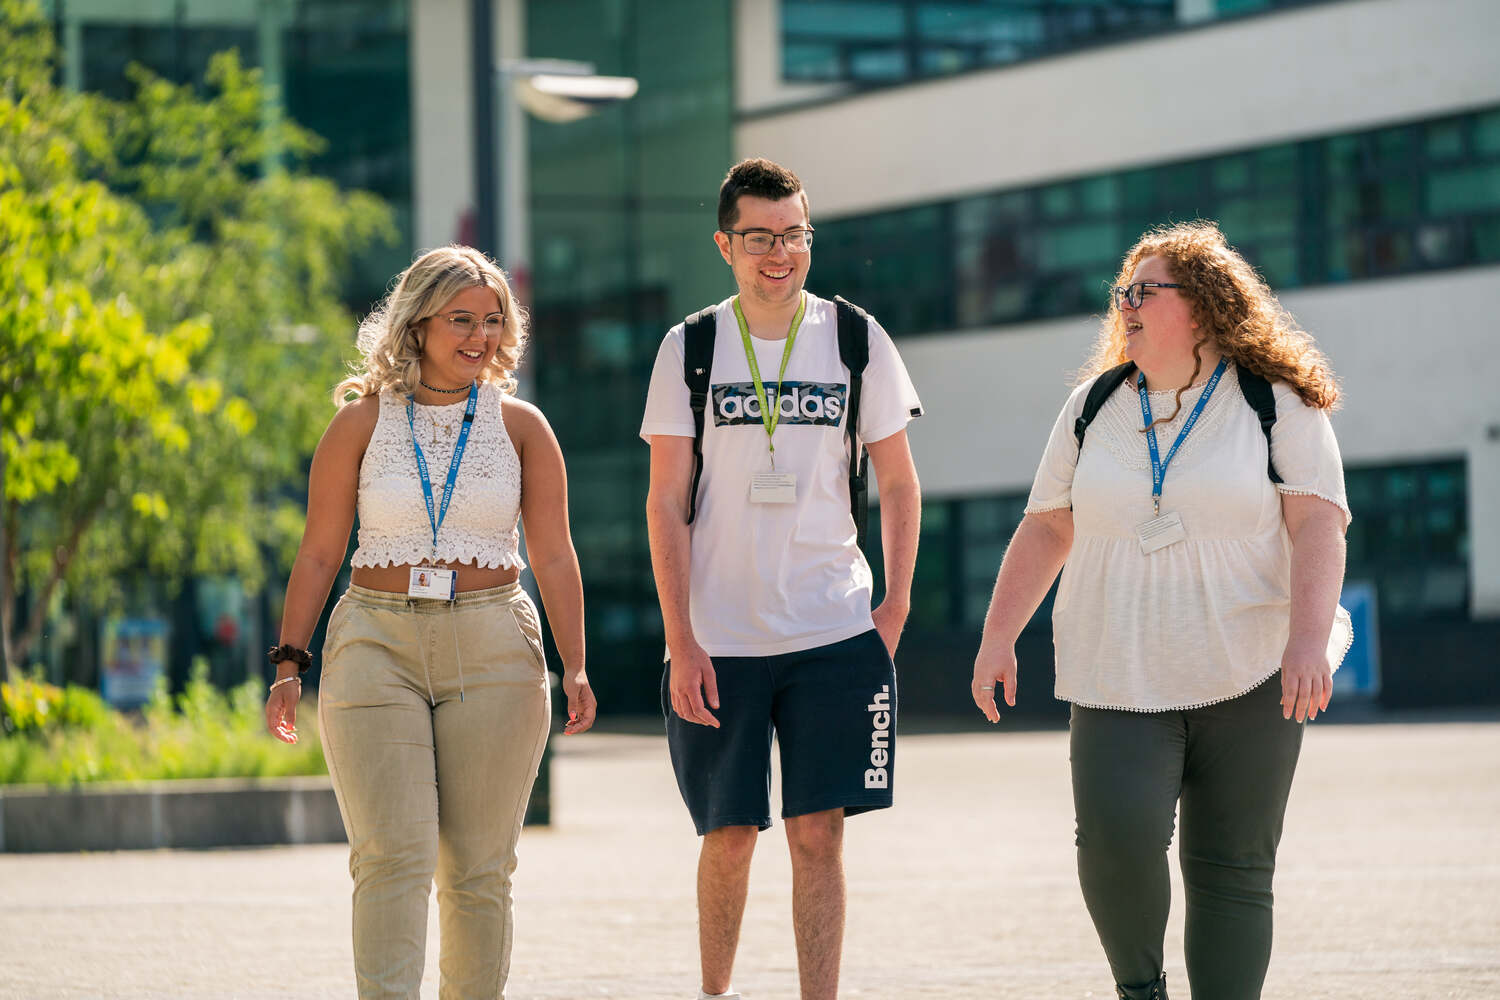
[350,383,525,570]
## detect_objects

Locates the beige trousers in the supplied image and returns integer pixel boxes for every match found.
[318,582,551,1000]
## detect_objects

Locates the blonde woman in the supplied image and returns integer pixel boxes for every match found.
[265,245,594,998]
[971,222,1350,1000]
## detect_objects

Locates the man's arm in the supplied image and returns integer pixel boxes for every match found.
[645,434,720,727]
[866,429,920,658]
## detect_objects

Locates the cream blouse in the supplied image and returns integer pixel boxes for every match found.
[1026,366,1353,712]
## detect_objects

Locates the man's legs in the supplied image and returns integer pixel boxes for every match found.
[698,825,759,996]
[784,808,845,1000]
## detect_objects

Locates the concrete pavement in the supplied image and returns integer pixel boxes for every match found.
[1,715,1497,998]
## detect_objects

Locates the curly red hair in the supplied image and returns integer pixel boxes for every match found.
[1082,221,1340,412]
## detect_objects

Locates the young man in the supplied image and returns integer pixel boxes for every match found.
[641,158,923,1000]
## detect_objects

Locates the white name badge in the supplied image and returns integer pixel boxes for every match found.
[1136,511,1187,554]
[408,566,457,599]
[749,471,797,504]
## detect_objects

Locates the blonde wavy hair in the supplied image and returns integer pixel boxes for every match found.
[335,245,529,406]
[1081,221,1340,420]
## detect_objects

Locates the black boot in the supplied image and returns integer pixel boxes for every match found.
[1115,973,1168,1000]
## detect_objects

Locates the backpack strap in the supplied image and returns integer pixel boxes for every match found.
[681,305,718,524]
[833,296,872,549]
[1073,361,1137,450]
[1072,359,1283,484]
[1235,363,1282,484]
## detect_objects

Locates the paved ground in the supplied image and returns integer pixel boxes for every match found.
[1,714,1497,999]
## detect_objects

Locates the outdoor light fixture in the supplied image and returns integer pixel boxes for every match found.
[515,71,640,123]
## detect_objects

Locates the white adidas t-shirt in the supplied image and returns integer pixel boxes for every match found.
[640,293,923,658]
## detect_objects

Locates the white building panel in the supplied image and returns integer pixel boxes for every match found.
[737,0,1500,219]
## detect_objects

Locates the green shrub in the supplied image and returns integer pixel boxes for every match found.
[0,662,326,786]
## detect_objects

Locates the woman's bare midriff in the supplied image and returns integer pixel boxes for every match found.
[350,561,521,593]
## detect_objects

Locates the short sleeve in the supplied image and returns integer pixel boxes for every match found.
[639,325,696,442]
[1024,381,1091,515]
[1270,383,1351,528]
[855,316,923,444]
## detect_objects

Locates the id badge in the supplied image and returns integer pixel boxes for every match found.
[1136,512,1187,554]
[408,566,457,599]
[749,471,797,504]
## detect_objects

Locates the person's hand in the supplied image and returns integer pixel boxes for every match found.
[264,674,302,744]
[668,639,720,728]
[561,669,597,735]
[871,597,909,659]
[1280,637,1332,722]
[971,640,1017,723]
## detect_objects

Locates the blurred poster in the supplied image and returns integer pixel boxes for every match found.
[100,618,168,708]
[1334,582,1381,697]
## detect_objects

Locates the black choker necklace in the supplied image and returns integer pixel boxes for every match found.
[418,378,473,395]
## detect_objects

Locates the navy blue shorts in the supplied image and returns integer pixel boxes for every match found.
[661,629,897,836]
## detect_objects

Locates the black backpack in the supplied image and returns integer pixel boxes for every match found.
[682,295,873,546]
[1072,361,1283,483]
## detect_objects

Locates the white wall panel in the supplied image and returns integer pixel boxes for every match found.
[736,0,1500,218]
[412,0,475,251]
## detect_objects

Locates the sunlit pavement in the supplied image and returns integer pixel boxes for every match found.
[2,715,1497,999]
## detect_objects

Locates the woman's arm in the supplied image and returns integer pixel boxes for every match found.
[264,396,377,743]
[1280,492,1347,723]
[508,398,595,735]
[971,507,1074,721]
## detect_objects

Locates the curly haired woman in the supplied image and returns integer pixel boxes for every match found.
[971,222,1351,999]
[264,245,595,998]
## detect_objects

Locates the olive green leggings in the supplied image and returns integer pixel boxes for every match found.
[1070,677,1304,999]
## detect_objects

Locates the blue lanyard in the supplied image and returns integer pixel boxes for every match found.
[1137,358,1229,516]
[406,383,479,561]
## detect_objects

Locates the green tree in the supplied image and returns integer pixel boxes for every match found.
[0,0,394,678]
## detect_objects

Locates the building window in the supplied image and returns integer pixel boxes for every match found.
[811,107,1500,335]
[1345,459,1469,619]
[53,0,413,309]
[782,0,1324,87]
[868,491,1043,633]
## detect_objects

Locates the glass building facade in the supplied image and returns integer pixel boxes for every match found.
[45,0,412,308]
[867,460,1470,642]
[809,106,1500,336]
[782,0,1328,86]
[527,0,733,711]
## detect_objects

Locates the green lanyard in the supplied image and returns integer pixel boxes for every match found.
[732,293,806,465]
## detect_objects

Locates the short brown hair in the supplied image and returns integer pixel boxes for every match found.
[718,158,809,230]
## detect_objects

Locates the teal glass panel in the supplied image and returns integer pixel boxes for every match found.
[1425,121,1466,160]
[1426,165,1500,214]
[1474,109,1500,155]
[1213,155,1251,192]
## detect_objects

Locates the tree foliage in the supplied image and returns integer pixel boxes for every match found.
[0,0,395,675]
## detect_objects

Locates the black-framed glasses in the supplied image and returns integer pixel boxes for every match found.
[430,311,505,336]
[1113,282,1181,309]
[720,227,814,254]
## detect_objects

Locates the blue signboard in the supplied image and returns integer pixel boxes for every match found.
[100,617,169,708]
[1333,581,1380,696]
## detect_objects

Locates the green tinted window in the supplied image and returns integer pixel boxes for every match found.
[817,105,1500,337]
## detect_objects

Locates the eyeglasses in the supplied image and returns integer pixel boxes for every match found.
[720,228,815,255]
[1113,282,1181,310]
[430,311,505,336]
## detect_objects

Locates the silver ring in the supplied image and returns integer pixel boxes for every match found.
[979,685,994,692]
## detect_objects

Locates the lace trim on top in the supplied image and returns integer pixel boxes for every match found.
[1089,366,1240,474]
[351,384,525,570]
